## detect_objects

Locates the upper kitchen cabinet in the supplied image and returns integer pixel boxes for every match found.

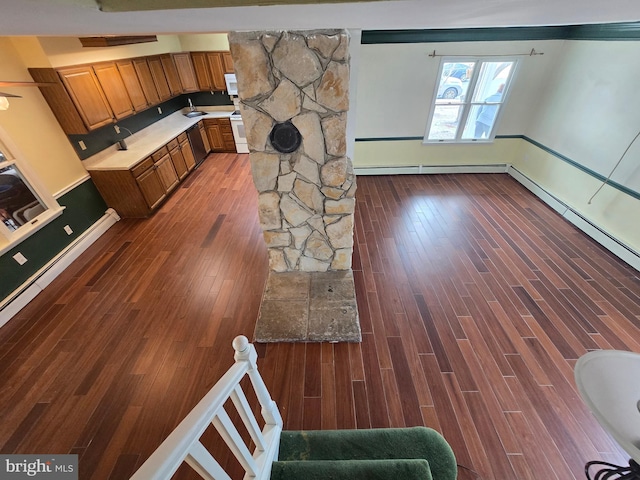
[222,52,234,73]
[29,67,92,135]
[133,57,161,106]
[57,66,114,130]
[92,62,135,120]
[191,52,213,91]
[29,65,115,134]
[191,51,229,92]
[207,52,226,91]
[172,52,199,93]
[160,54,182,97]
[115,59,150,112]
[148,56,171,101]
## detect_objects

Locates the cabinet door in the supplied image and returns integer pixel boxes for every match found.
[136,167,166,210]
[207,53,226,91]
[222,52,234,73]
[180,138,196,171]
[199,122,210,153]
[116,60,149,112]
[191,52,213,91]
[218,118,236,152]
[169,146,189,180]
[160,54,182,96]
[57,65,114,130]
[133,58,160,106]
[205,122,224,151]
[155,153,179,193]
[173,53,198,93]
[148,56,171,101]
[93,62,134,120]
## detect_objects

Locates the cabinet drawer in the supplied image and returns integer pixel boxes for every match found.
[152,146,169,162]
[167,138,179,151]
[178,132,188,143]
[131,157,154,177]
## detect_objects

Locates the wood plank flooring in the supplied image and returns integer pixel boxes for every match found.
[1,153,639,479]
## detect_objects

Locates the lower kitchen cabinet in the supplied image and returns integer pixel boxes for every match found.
[180,133,197,170]
[204,118,236,153]
[89,131,195,218]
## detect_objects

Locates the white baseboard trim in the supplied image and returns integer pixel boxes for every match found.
[0,208,120,328]
[507,166,640,272]
[354,164,509,176]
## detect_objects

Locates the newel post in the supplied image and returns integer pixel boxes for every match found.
[232,336,283,427]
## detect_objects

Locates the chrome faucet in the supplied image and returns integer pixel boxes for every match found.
[188,98,195,112]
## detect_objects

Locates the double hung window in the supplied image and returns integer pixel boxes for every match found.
[424,58,518,143]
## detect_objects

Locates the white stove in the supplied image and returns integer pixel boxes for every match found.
[229,100,248,154]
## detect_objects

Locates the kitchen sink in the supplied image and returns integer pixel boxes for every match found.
[184,111,206,118]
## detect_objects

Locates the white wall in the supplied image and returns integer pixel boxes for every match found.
[353,39,563,168]
[355,39,564,139]
[527,40,640,193]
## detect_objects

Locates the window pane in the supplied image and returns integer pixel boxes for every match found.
[428,104,463,140]
[437,61,473,101]
[461,104,502,140]
[0,164,47,231]
[470,62,513,102]
[442,62,475,83]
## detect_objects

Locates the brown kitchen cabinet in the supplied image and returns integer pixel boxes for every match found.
[134,159,166,211]
[179,132,197,171]
[56,65,115,131]
[207,53,226,91]
[191,52,213,91]
[160,54,182,97]
[88,130,197,217]
[116,59,150,112]
[191,51,229,92]
[168,137,188,180]
[222,52,234,73]
[133,57,161,106]
[173,53,199,93]
[204,118,236,153]
[148,56,172,101]
[92,62,135,120]
[198,121,210,153]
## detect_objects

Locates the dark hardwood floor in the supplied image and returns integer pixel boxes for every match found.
[1,153,639,479]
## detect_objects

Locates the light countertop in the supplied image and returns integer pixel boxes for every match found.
[83,107,234,171]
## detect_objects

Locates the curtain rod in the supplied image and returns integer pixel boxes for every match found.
[428,48,544,57]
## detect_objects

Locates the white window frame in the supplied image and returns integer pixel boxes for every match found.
[0,133,64,255]
[423,56,519,144]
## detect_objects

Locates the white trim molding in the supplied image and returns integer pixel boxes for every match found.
[355,163,509,176]
[0,208,120,328]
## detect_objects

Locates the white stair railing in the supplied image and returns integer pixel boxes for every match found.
[130,336,283,480]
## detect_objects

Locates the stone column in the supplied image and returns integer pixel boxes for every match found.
[229,30,356,273]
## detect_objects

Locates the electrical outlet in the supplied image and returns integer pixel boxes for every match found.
[114,125,120,134]
[157,107,162,114]
[64,225,73,235]
[13,252,27,265]
[78,141,87,151]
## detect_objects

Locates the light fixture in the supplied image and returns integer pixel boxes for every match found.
[0,92,20,111]
[0,81,55,111]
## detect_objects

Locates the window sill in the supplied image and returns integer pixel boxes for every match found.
[0,206,66,256]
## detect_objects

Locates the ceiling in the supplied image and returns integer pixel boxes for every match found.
[3,0,640,37]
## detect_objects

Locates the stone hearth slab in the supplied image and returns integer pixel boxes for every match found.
[254,270,361,343]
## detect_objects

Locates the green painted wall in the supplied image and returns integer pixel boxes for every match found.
[0,179,107,302]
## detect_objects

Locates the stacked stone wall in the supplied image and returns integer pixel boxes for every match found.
[229,30,356,272]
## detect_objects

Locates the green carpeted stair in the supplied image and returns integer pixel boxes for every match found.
[271,426,457,480]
